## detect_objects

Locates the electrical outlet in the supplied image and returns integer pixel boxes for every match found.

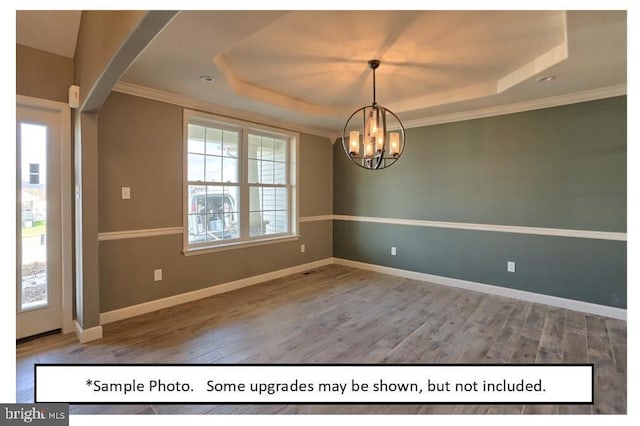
[154,269,162,281]
[507,261,516,273]
[300,244,305,253]
[391,246,397,256]
[122,187,131,200]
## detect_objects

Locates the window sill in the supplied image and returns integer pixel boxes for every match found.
[182,234,300,256]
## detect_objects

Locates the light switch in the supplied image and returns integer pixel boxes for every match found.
[122,187,131,199]
[507,261,516,273]
[154,269,162,281]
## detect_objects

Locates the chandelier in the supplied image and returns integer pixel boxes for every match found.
[341,59,406,170]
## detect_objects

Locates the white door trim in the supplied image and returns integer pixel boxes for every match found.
[17,95,73,335]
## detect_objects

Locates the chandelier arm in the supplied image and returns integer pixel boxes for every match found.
[374,152,383,169]
[384,107,406,158]
[362,108,366,167]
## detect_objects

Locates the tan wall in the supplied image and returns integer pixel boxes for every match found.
[16,44,73,103]
[99,222,331,311]
[98,93,183,231]
[97,92,333,312]
[299,133,333,217]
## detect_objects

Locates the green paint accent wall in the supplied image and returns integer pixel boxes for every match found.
[333,221,626,308]
[334,96,626,232]
[333,97,627,308]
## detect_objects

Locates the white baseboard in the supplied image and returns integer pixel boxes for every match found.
[100,258,334,325]
[98,255,624,332]
[332,257,626,321]
[73,320,103,343]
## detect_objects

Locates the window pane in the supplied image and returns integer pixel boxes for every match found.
[188,213,206,244]
[249,186,261,212]
[205,213,222,241]
[188,124,205,154]
[188,185,206,212]
[261,137,275,161]
[250,212,265,237]
[187,185,206,244]
[248,159,260,184]
[223,130,238,157]
[222,185,240,240]
[204,186,225,241]
[275,210,288,234]
[248,134,261,159]
[222,156,238,183]
[20,123,48,309]
[205,127,222,155]
[274,139,287,162]
[262,187,276,210]
[263,211,276,235]
[260,161,274,184]
[187,154,204,182]
[274,162,286,184]
[275,188,287,210]
[205,156,222,182]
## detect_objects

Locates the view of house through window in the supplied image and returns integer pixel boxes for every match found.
[20,123,48,309]
[185,110,296,250]
[187,124,240,244]
[248,134,289,236]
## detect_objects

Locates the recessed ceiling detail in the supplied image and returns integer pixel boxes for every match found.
[121,10,626,134]
[214,11,567,116]
[214,54,352,116]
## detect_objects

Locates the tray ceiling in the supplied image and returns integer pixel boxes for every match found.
[116,10,625,134]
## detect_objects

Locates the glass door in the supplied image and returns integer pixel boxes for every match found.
[16,106,62,339]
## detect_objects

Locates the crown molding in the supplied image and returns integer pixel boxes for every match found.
[328,84,625,144]
[112,81,333,139]
[399,84,626,130]
[114,81,625,143]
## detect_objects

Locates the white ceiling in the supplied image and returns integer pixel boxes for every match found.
[16,10,81,58]
[15,10,625,136]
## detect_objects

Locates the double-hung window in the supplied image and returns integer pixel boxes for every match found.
[184,109,297,252]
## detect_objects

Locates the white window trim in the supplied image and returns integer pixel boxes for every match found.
[182,109,299,254]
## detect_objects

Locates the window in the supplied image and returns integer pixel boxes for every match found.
[29,163,40,184]
[184,109,297,252]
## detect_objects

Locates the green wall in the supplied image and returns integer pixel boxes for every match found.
[333,96,627,308]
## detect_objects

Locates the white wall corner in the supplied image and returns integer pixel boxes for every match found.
[73,320,103,343]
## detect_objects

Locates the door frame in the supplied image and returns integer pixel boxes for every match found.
[17,95,73,336]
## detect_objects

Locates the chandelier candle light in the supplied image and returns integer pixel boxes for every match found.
[342,59,406,170]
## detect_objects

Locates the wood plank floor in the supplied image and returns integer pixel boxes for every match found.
[16,264,626,414]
